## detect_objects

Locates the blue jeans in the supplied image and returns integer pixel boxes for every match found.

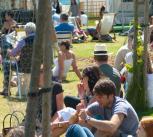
[66,124,94,137]
[2,60,17,91]
[87,28,98,40]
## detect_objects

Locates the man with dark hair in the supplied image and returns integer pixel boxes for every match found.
[93,44,121,96]
[67,79,139,137]
[55,13,74,33]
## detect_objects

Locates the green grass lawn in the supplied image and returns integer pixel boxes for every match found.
[0,34,153,133]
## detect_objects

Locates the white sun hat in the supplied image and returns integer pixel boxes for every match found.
[93,43,112,55]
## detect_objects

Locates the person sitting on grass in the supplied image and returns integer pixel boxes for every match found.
[37,81,64,122]
[64,65,104,109]
[52,41,82,83]
[87,5,112,41]
[50,65,105,137]
[66,79,139,137]
[114,32,134,72]
[55,13,74,33]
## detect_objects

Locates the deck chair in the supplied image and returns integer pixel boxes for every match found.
[56,31,72,44]
[54,31,72,57]
[68,17,79,30]
[99,13,116,41]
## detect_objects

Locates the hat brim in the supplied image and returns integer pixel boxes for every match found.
[93,52,113,55]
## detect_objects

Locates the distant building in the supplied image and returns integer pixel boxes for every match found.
[0,0,34,10]
[80,0,144,24]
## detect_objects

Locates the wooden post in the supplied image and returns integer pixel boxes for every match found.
[24,0,51,136]
[41,0,53,137]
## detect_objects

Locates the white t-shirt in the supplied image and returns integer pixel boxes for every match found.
[125,52,133,65]
[80,14,88,26]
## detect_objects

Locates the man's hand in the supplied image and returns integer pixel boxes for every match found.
[79,109,88,122]
[76,103,85,112]
[69,112,79,124]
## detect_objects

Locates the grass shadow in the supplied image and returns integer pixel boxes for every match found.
[6,96,27,102]
[63,79,77,83]
[90,40,115,43]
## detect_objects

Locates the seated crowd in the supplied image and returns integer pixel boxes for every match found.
[0,2,153,137]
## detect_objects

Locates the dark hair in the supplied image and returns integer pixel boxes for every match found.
[5,10,14,18]
[94,55,108,62]
[99,5,105,18]
[60,13,68,21]
[60,41,71,50]
[81,11,85,14]
[82,65,102,95]
[55,0,61,14]
[93,79,116,96]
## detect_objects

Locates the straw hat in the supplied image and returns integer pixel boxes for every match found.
[93,44,112,55]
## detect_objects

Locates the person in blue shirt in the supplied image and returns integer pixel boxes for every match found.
[55,13,74,33]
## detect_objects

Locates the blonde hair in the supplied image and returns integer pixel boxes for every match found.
[24,22,36,34]
[140,116,153,137]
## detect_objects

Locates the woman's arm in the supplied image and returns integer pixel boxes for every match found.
[96,21,101,34]
[71,53,82,80]
[56,92,64,111]
[58,52,64,81]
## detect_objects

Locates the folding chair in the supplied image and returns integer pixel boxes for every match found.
[99,13,116,41]
[56,31,72,44]
[68,17,79,30]
[8,35,34,98]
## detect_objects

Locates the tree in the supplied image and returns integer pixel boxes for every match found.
[24,0,53,136]
[126,0,149,111]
